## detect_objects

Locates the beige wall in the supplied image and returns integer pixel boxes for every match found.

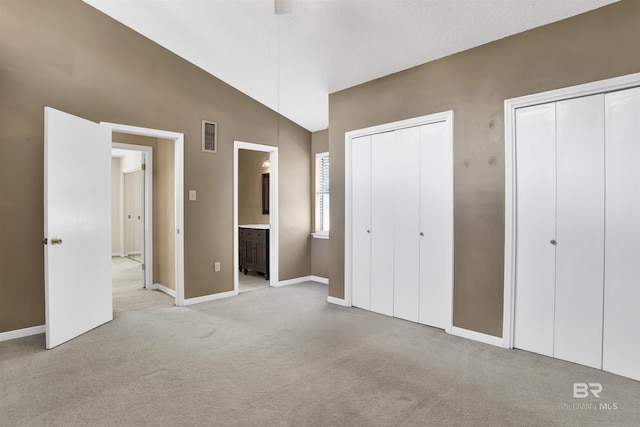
[311,130,329,279]
[156,139,175,290]
[328,0,640,337]
[238,149,270,225]
[0,0,311,333]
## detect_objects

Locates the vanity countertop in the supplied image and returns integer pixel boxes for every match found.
[238,224,270,229]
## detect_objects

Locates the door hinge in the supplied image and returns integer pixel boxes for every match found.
[42,237,48,245]
[141,163,146,170]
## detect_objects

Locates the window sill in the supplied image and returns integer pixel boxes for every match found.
[312,232,329,240]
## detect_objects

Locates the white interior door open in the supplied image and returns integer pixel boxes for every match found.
[44,107,113,349]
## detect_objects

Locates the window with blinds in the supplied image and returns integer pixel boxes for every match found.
[316,152,330,234]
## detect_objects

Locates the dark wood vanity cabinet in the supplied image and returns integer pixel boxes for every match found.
[239,227,270,279]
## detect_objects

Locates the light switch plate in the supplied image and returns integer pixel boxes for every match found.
[214,262,221,272]
[189,190,196,201]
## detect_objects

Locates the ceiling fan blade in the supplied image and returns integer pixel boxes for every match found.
[275,0,292,15]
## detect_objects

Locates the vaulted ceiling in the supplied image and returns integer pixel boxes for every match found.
[83,0,618,132]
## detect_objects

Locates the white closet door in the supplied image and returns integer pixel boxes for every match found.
[603,87,640,380]
[370,132,395,316]
[351,136,372,310]
[554,94,605,369]
[393,127,420,322]
[513,103,558,357]
[418,121,450,329]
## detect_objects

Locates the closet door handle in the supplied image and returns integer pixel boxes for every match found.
[366,230,371,234]
[550,239,557,245]
[420,232,424,237]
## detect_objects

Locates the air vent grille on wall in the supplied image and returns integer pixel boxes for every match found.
[202,120,217,153]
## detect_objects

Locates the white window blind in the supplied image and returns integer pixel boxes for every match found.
[316,153,330,233]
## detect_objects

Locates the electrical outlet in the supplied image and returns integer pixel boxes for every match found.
[214,262,221,272]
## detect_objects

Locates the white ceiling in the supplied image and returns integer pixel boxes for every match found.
[83,0,618,132]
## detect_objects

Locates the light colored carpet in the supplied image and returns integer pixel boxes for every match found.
[0,262,639,426]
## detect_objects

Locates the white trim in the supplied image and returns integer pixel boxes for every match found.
[451,326,504,348]
[327,296,349,307]
[344,126,353,308]
[311,232,329,239]
[112,142,153,290]
[0,325,46,342]
[150,283,176,298]
[503,72,640,350]
[103,122,185,307]
[275,276,315,287]
[233,141,279,295]
[183,290,236,306]
[343,111,455,334]
[310,275,329,284]
[112,253,125,257]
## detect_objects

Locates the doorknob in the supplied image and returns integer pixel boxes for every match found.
[51,238,63,245]
[420,232,424,236]
[550,239,557,245]
[366,230,371,234]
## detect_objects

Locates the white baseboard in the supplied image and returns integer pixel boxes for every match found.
[112,253,124,257]
[0,325,46,342]
[327,296,349,307]
[150,283,176,298]
[274,275,328,287]
[451,326,503,347]
[275,276,312,287]
[183,290,236,306]
[310,275,329,284]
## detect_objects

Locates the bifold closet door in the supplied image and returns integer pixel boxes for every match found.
[392,127,420,322]
[513,103,557,357]
[418,122,450,328]
[370,132,395,316]
[603,87,640,380]
[554,95,605,369]
[351,136,372,310]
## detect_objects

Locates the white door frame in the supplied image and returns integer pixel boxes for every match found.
[112,142,153,290]
[344,111,454,334]
[233,141,279,293]
[102,122,186,307]
[503,72,640,349]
